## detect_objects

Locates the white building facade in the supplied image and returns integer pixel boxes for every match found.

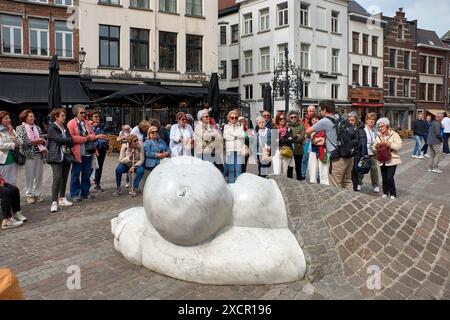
[79,0,218,84]
[220,0,349,121]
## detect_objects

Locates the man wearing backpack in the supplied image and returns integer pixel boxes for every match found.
[306,100,358,190]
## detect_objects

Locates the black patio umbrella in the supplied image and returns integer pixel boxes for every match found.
[94,84,177,119]
[208,73,220,123]
[48,55,62,110]
[263,85,273,115]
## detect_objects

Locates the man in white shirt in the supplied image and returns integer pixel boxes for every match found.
[442,112,450,155]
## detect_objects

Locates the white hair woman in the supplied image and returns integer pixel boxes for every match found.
[373,117,402,200]
[252,116,272,177]
[223,109,245,183]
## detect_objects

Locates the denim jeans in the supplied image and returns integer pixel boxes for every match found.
[413,135,425,156]
[70,156,92,198]
[443,133,450,154]
[116,163,145,190]
[224,151,242,184]
[94,146,107,186]
[301,151,309,178]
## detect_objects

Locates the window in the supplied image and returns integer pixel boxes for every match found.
[389,49,396,68]
[300,3,309,27]
[363,66,369,86]
[428,56,435,74]
[231,24,238,43]
[303,82,309,98]
[220,61,227,79]
[186,34,202,73]
[436,85,443,101]
[436,58,443,75]
[99,0,120,4]
[29,18,48,56]
[419,83,426,100]
[259,8,269,32]
[397,24,403,39]
[243,13,252,35]
[244,85,253,100]
[331,84,339,99]
[231,59,239,78]
[1,15,22,55]
[352,32,359,53]
[130,0,150,10]
[130,28,149,69]
[331,11,339,33]
[220,26,226,45]
[362,34,369,55]
[420,55,427,73]
[244,50,253,74]
[372,36,378,56]
[277,2,288,27]
[331,49,339,73]
[99,25,120,67]
[403,79,410,97]
[404,51,410,70]
[428,84,434,101]
[352,64,359,84]
[55,0,73,5]
[261,83,269,98]
[277,43,287,65]
[186,0,202,17]
[316,7,326,30]
[371,67,378,87]
[159,31,177,71]
[389,78,396,96]
[300,43,309,69]
[159,0,176,13]
[55,21,73,58]
[260,47,270,72]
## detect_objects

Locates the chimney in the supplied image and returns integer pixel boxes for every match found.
[396,7,406,18]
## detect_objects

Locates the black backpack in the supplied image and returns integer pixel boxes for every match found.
[327,115,359,160]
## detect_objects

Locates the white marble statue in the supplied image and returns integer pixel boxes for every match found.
[111,156,306,285]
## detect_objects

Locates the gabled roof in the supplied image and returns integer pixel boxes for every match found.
[417,28,446,48]
[348,0,369,16]
[441,30,450,41]
[218,0,236,11]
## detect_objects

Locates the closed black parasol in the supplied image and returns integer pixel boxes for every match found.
[263,85,273,115]
[48,55,62,109]
[208,73,220,123]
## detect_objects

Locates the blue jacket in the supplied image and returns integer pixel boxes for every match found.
[92,123,108,149]
[144,138,170,169]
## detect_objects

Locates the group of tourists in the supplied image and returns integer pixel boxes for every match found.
[1,100,448,231]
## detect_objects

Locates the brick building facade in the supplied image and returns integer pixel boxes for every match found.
[382,8,417,129]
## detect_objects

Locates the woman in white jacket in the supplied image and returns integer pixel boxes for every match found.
[169,112,194,157]
[223,109,245,183]
[0,111,23,185]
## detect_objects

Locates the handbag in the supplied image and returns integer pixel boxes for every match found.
[85,141,97,155]
[280,146,293,158]
[376,135,392,162]
[242,144,249,157]
[63,146,75,163]
[356,155,372,174]
[92,154,99,170]
[12,148,26,166]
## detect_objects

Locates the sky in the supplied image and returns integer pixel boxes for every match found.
[356,0,450,37]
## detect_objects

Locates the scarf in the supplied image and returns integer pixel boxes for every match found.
[279,126,287,138]
[23,122,47,153]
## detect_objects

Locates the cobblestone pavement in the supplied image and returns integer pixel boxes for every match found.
[0,139,449,299]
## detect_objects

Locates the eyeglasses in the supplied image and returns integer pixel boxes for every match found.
[289,116,298,119]
[132,139,138,143]
[79,112,86,115]
[263,114,270,117]
[203,115,210,118]
[181,118,187,121]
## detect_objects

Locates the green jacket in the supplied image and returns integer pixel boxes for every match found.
[288,122,305,155]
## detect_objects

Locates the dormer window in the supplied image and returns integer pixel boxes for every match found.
[397,24,404,39]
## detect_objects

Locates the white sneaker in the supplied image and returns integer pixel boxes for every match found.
[382,194,388,199]
[1,218,23,229]
[59,198,73,207]
[357,185,362,191]
[373,187,380,193]
[125,183,130,188]
[432,168,443,174]
[390,196,396,200]
[12,212,27,222]
[412,155,418,158]
[424,154,430,158]
[428,168,434,172]
[50,202,58,213]
[418,155,424,159]
[26,196,36,204]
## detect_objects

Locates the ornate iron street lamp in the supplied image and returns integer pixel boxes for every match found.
[272,49,304,115]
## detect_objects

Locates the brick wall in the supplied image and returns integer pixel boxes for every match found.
[0,0,79,73]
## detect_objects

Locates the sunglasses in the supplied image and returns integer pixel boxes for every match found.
[279,117,285,120]
[150,131,158,134]
[230,117,238,120]
[290,116,298,119]
[181,118,187,121]
[79,112,86,115]
[263,114,270,117]
[93,115,99,118]
[203,115,210,118]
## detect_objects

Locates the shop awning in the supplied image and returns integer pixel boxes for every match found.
[0,96,20,104]
[82,81,135,92]
[0,73,90,105]
[352,102,384,107]
[424,109,447,115]
[162,85,208,97]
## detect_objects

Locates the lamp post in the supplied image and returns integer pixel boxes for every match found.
[79,47,86,74]
[272,48,304,115]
